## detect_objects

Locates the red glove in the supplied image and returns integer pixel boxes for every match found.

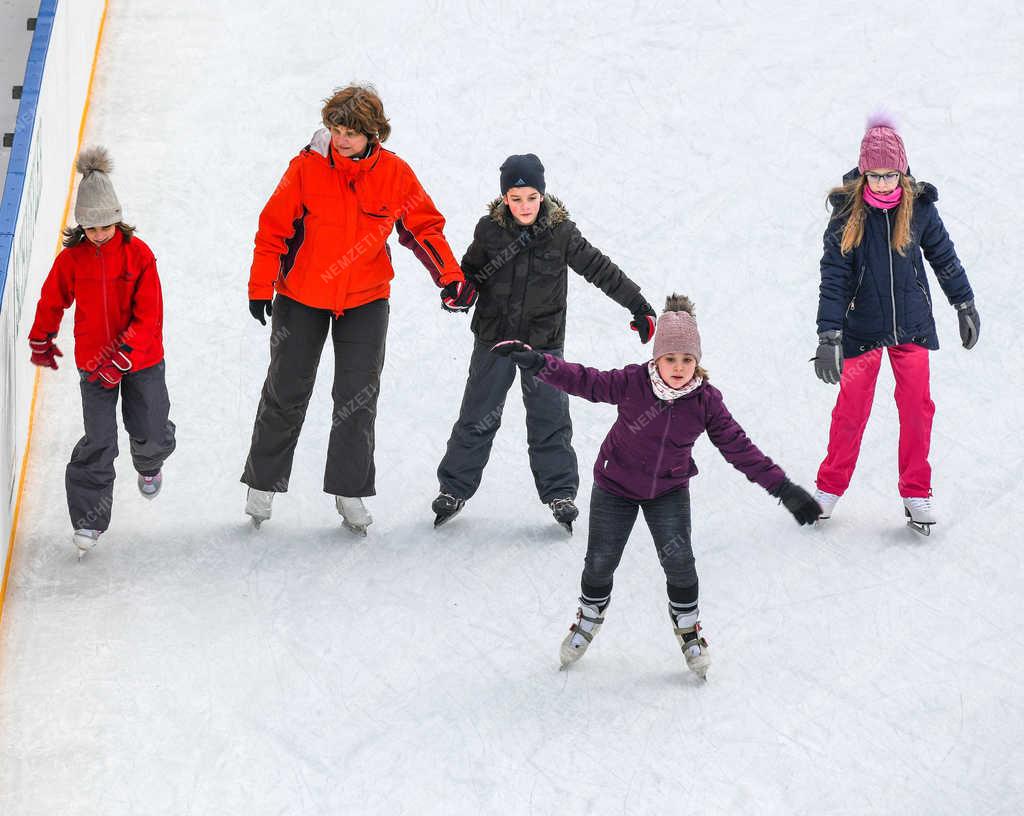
[441,279,478,313]
[88,349,133,389]
[29,335,63,369]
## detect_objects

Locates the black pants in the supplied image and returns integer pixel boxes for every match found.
[242,295,389,496]
[582,485,697,594]
[436,340,578,503]
[66,361,176,532]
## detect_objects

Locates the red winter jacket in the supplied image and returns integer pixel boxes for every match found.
[248,129,464,314]
[29,234,164,373]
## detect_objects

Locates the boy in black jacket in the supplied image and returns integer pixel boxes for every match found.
[432,154,655,531]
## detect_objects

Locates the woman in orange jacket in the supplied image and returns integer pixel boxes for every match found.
[242,84,475,534]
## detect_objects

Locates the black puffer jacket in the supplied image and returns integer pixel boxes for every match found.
[463,196,644,348]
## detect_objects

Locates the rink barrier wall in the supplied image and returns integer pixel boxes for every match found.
[0,0,108,630]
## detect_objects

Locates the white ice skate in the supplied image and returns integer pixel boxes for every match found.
[559,601,607,668]
[137,471,162,500]
[903,496,936,536]
[245,488,275,528]
[813,489,841,521]
[337,496,373,536]
[670,608,710,680]
[73,528,101,558]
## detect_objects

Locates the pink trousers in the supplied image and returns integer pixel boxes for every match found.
[816,343,935,499]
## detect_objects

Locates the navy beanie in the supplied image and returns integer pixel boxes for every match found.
[500,154,545,195]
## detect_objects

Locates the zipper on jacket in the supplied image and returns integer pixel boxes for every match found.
[915,277,932,308]
[885,210,899,343]
[846,266,866,316]
[98,245,112,345]
[649,401,673,499]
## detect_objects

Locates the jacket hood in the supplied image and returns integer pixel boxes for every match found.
[830,167,938,207]
[487,194,569,229]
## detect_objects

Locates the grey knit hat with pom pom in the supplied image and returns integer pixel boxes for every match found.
[74,146,122,228]
[653,294,701,362]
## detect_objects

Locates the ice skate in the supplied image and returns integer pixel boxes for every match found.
[137,471,162,500]
[813,489,840,521]
[559,601,607,668]
[245,488,274,528]
[432,492,465,528]
[337,496,373,536]
[549,498,579,534]
[903,496,936,536]
[73,528,101,558]
[669,607,710,680]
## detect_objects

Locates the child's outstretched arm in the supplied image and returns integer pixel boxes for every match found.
[490,341,630,404]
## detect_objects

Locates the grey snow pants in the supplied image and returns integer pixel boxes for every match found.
[436,340,578,503]
[67,361,176,532]
[241,294,389,497]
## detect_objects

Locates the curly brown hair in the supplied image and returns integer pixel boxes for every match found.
[321,84,391,143]
[62,222,136,248]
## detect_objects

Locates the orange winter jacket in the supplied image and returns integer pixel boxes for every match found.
[248,130,464,314]
[30,234,164,373]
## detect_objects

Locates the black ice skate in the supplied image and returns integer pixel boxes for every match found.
[432,492,465,527]
[548,498,578,534]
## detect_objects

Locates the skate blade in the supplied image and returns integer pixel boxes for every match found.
[343,520,369,537]
[433,508,462,528]
[248,515,266,529]
[907,520,933,536]
[557,521,573,535]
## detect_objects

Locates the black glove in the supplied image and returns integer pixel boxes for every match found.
[441,279,478,313]
[249,299,273,326]
[769,478,822,526]
[955,300,980,349]
[490,340,545,375]
[628,298,657,344]
[812,330,843,384]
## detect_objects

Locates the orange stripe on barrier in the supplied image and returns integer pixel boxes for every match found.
[0,0,110,631]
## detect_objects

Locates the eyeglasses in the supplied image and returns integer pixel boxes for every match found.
[864,171,901,183]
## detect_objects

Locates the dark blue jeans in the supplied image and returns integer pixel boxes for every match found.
[583,485,697,592]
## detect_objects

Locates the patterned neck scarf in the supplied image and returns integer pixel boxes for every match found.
[648,360,702,402]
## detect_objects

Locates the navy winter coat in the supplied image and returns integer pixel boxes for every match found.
[817,170,974,360]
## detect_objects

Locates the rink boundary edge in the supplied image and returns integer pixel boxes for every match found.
[0,0,109,633]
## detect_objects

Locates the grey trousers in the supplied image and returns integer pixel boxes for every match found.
[437,340,578,503]
[582,485,697,591]
[67,361,176,532]
[241,295,389,497]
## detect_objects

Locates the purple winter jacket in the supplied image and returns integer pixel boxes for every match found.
[536,355,786,502]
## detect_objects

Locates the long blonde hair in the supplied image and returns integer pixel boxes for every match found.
[828,174,916,256]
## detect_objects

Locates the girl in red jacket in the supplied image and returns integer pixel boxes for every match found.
[28,147,175,556]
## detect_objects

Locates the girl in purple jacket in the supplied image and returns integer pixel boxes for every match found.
[492,295,820,679]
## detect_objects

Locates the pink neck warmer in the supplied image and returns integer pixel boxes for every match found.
[863,184,903,210]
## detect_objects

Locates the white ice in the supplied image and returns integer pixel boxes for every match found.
[2,2,1023,814]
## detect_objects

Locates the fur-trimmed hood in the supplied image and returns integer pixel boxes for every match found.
[829,166,938,208]
[486,194,570,230]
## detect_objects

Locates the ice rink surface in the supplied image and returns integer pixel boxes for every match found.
[2,1,1023,813]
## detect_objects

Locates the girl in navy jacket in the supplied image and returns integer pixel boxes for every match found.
[811,115,979,533]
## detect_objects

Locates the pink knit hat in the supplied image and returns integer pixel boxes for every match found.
[653,294,701,362]
[858,113,908,174]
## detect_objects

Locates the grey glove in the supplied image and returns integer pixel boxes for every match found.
[812,330,843,384]
[956,300,980,349]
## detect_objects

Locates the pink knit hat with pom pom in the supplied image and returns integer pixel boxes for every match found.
[858,113,908,174]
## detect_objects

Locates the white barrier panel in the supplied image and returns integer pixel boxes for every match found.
[0,0,106,580]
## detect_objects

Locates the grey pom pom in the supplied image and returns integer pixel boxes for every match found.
[76,146,113,177]
[663,293,695,315]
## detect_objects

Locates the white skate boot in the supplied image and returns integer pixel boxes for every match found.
[137,471,162,500]
[670,606,711,680]
[559,601,607,668]
[245,488,275,528]
[73,528,101,558]
[337,496,373,536]
[903,496,936,536]
[813,489,840,520]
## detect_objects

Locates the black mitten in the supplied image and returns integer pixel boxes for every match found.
[769,478,822,526]
[249,299,273,325]
[490,340,545,375]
